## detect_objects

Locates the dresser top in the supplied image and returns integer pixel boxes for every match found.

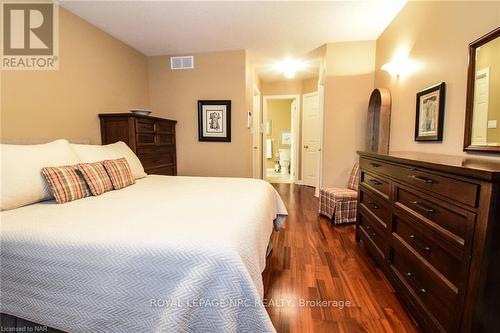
[358,151,500,181]
[99,113,177,123]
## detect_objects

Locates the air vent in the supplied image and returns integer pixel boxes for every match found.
[170,56,194,70]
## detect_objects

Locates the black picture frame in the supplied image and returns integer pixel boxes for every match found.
[415,82,446,141]
[197,100,231,142]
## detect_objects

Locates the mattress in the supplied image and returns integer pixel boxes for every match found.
[0,175,287,333]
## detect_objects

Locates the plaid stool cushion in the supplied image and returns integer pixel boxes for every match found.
[319,188,358,224]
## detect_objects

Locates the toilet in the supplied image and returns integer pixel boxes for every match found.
[278,149,291,174]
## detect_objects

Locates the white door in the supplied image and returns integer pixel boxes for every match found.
[302,92,320,187]
[252,91,262,178]
[290,99,298,180]
[472,68,490,145]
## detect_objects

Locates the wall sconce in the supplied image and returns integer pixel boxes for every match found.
[381,50,421,77]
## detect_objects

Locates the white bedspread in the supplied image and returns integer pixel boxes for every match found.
[0,175,287,333]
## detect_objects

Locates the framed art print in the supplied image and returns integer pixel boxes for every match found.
[415,82,446,141]
[198,100,231,142]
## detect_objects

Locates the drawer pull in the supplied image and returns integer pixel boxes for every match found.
[410,200,435,214]
[409,175,434,184]
[369,179,382,185]
[406,272,428,295]
[370,162,382,168]
[365,225,371,230]
[367,201,379,209]
[409,235,432,253]
[371,232,376,237]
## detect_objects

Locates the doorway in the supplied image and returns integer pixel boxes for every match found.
[262,95,300,184]
[252,85,262,178]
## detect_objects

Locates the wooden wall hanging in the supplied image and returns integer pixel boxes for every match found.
[366,88,392,154]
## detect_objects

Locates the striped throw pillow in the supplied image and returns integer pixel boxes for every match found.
[103,158,135,190]
[42,165,91,204]
[78,162,114,196]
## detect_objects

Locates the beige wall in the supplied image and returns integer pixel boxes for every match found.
[375,1,500,159]
[266,99,292,168]
[322,41,376,188]
[148,50,252,177]
[261,80,303,96]
[1,7,150,144]
[302,77,319,94]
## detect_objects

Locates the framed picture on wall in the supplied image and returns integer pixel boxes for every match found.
[415,82,446,141]
[197,100,231,142]
[281,130,291,146]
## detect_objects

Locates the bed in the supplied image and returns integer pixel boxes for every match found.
[1,171,287,332]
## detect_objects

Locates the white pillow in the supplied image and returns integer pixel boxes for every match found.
[0,139,81,210]
[71,141,146,180]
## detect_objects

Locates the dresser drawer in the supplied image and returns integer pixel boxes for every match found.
[146,165,176,176]
[360,171,390,199]
[139,155,175,170]
[358,213,386,259]
[361,157,479,207]
[138,147,176,169]
[137,133,155,145]
[155,121,175,134]
[395,186,475,246]
[136,146,174,156]
[359,188,390,228]
[392,212,464,288]
[360,157,393,174]
[156,134,175,145]
[400,169,478,207]
[390,239,459,332]
[136,119,154,133]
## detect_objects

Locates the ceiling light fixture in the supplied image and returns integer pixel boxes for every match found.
[274,58,306,79]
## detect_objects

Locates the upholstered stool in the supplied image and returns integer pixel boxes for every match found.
[319,162,360,224]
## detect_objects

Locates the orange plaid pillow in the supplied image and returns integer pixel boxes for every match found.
[42,165,91,204]
[78,162,114,196]
[103,158,135,190]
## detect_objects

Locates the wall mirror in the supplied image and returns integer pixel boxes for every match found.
[464,27,500,153]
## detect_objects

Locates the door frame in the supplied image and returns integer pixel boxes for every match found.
[252,85,262,178]
[301,91,321,189]
[316,81,325,197]
[262,94,301,183]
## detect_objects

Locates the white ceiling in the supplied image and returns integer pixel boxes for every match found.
[60,0,407,81]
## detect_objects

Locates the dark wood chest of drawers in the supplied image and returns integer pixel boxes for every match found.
[356,151,500,333]
[99,113,177,176]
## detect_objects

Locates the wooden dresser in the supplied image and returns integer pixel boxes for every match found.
[356,151,500,333]
[99,113,177,176]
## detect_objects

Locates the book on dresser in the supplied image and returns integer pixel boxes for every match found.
[356,151,500,333]
[99,113,177,176]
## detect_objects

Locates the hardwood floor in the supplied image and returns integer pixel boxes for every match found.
[263,183,420,333]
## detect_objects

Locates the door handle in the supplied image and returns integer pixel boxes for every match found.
[303,145,309,149]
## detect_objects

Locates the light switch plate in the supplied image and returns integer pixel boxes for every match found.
[488,120,497,129]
